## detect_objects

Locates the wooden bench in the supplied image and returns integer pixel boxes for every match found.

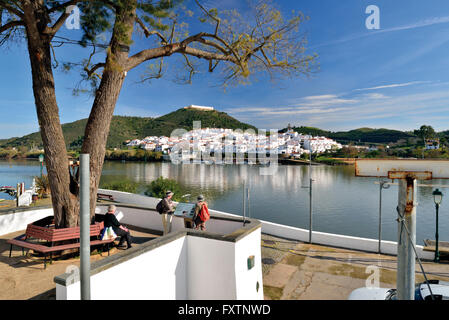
[7,217,115,269]
[97,193,115,201]
[423,239,449,254]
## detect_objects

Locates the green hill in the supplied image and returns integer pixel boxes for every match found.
[329,128,415,143]
[285,126,416,144]
[154,108,257,136]
[0,108,258,149]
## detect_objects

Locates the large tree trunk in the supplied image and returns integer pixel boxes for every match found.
[81,3,136,221]
[22,2,79,228]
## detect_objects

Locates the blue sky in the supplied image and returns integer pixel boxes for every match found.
[2,0,449,139]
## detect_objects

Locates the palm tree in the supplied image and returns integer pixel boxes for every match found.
[35,175,50,198]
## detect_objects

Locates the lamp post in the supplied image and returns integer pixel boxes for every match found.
[378,179,390,253]
[38,154,44,178]
[432,188,443,263]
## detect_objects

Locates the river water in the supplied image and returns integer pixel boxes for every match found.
[1,159,449,244]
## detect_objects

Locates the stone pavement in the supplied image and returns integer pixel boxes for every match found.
[0,226,159,300]
[261,234,449,300]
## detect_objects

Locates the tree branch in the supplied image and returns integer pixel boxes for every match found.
[125,38,237,72]
[0,19,24,33]
[48,0,116,14]
[85,62,106,79]
[194,0,220,35]
[135,15,167,44]
[44,10,72,38]
[0,2,24,19]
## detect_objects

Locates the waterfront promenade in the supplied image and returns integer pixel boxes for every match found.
[261,234,449,300]
[1,227,448,299]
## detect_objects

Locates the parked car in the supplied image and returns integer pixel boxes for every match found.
[348,280,449,300]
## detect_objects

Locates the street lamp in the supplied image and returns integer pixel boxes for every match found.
[378,179,390,253]
[432,188,443,263]
[38,154,44,178]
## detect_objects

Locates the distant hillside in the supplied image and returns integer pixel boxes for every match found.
[154,108,257,136]
[283,126,416,144]
[0,108,257,149]
[329,128,415,144]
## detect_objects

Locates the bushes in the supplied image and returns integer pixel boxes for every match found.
[315,157,345,166]
[35,174,50,198]
[144,177,184,201]
[100,179,141,194]
[104,149,163,161]
[0,148,18,159]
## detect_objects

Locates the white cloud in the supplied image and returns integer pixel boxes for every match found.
[314,15,449,48]
[302,95,338,100]
[360,93,389,100]
[224,86,449,131]
[354,81,432,92]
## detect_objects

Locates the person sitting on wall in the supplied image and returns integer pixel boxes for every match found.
[104,204,133,249]
[158,191,175,235]
[193,195,210,231]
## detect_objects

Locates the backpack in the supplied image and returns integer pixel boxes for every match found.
[198,202,210,222]
[156,200,164,214]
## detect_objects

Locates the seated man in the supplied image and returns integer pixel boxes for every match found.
[104,204,132,249]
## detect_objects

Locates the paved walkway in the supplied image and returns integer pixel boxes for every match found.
[261,234,449,300]
[0,226,159,300]
[2,228,449,300]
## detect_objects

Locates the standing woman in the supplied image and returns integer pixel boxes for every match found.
[160,191,175,235]
[193,195,210,231]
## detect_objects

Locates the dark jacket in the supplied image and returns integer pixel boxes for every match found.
[161,197,175,214]
[104,213,121,233]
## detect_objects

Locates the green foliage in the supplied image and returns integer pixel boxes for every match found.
[35,174,50,198]
[156,108,258,135]
[100,179,140,193]
[144,177,184,201]
[414,125,436,142]
[104,149,163,161]
[315,157,345,165]
[285,126,416,144]
[0,148,18,159]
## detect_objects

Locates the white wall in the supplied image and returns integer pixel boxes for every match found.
[96,204,245,235]
[187,236,236,300]
[234,227,264,300]
[57,228,263,300]
[59,236,188,300]
[260,220,435,260]
[98,188,160,208]
[97,190,435,260]
[0,207,53,236]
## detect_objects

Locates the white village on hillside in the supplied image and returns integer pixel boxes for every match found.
[125,105,343,158]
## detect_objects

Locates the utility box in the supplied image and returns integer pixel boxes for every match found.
[247,255,255,270]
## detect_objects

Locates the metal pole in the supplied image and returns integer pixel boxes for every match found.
[309,177,313,244]
[397,178,417,300]
[378,180,390,253]
[435,203,440,263]
[379,182,382,253]
[308,150,313,244]
[247,186,250,220]
[243,180,246,225]
[80,154,91,300]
